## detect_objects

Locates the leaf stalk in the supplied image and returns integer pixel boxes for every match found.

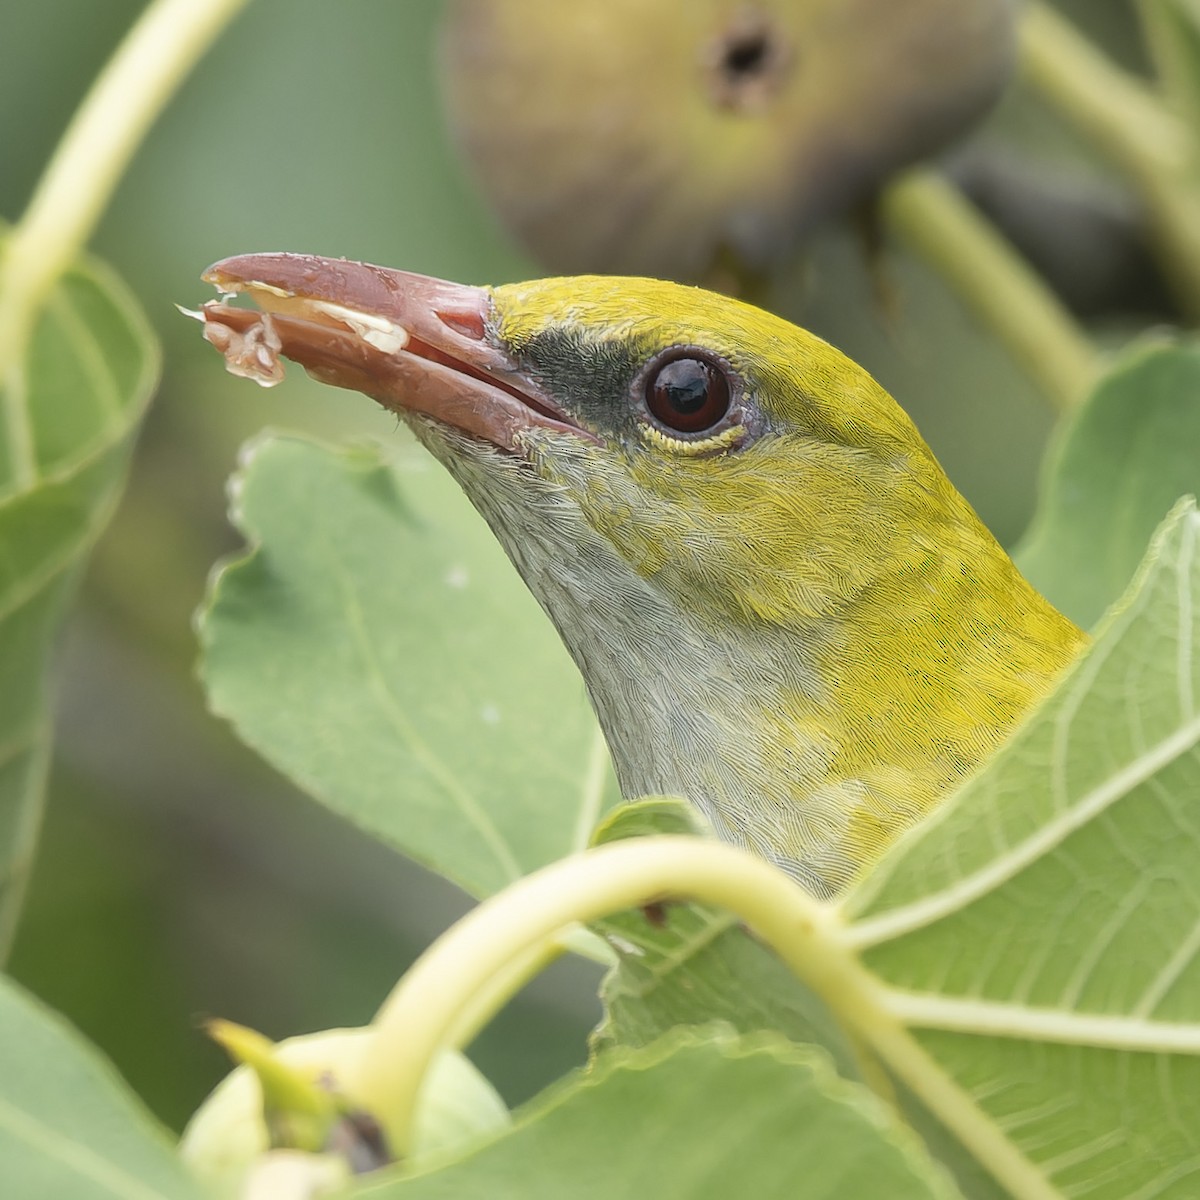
[0,0,251,377]
[882,170,1102,414]
[349,835,1057,1198]
[1020,1,1200,320]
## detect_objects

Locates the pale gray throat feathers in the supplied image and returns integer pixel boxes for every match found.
[419,425,847,898]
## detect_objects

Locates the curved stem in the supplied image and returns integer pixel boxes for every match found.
[350,836,1058,1197]
[1020,1,1200,319]
[449,923,616,1044]
[348,837,843,1156]
[881,170,1101,414]
[0,0,251,376]
[440,934,568,1053]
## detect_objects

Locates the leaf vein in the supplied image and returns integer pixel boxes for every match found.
[1057,877,1152,1010]
[48,289,124,424]
[1178,511,1196,721]
[1126,1156,1200,1200]
[1134,913,1200,1019]
[0,479,122,622]
[883,988,1200,1051]
[848,712,1200,949]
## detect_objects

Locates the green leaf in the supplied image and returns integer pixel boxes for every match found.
[589,795,705,845]
[357,1029,959,1200]
[1015,339,1200,628]
[841,500,1200,1198]
[594,899,859,1067]
[199,435,621,899]
[0,972,202,1199]
[589,504,1200,1197]
[0,254,157,959]
[1138,0,1200,132]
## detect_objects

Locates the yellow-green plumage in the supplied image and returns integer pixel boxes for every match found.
[200,258,1085,898]
[419,276,1086,894]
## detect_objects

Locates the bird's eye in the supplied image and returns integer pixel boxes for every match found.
[644,351,733,434]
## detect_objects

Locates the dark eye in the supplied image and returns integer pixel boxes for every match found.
[644,352,733,434]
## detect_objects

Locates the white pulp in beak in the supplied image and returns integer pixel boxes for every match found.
[225,278,410,355]
[192,277,412,386]
[303,300,410,355]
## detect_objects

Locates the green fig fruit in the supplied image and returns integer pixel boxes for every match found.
[441,0,1016,281]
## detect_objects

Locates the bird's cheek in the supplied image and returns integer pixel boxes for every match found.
[527,442,676,580]
[575,486,672,581]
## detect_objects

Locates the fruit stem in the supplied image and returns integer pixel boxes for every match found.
[882,169,1101,414]
[348,837,842,1157]
[1020,1,1200,320]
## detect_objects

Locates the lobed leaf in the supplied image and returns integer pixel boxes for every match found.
[199,435,621,899]
[839,500,1200,1198]
[0,252,157,959]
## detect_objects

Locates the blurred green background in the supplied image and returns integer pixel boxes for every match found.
[0,0,1149,1131]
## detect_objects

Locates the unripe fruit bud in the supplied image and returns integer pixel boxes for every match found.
[181,1026,509,1193]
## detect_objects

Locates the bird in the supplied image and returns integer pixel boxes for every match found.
[197,253,1086,898]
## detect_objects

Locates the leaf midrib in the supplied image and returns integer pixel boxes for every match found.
[882,989,1200,1051]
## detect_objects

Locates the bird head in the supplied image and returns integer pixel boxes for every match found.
[198,255,1083,894]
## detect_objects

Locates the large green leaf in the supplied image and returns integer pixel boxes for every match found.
[842,501,1200,1197]
[0,972,202,1199]
[587,502,1200,1198]
[1014,339,1200,628]
[357,1029,959,1200]
[199,435,621,899]
[0,254,157,958]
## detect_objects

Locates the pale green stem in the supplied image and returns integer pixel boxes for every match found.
[1020,1,1200,319]
[439,935,568,1053]
[0,728,51,962]
[348,838,837,1156]
[881,170,1101,414]
[0,0,252,377]
[347,836,1056,1198]
[445,924,612,1048]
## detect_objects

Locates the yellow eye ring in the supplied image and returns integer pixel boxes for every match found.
[638,421,748,457]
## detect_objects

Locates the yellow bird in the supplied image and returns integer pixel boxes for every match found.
[199,255,1086,898]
